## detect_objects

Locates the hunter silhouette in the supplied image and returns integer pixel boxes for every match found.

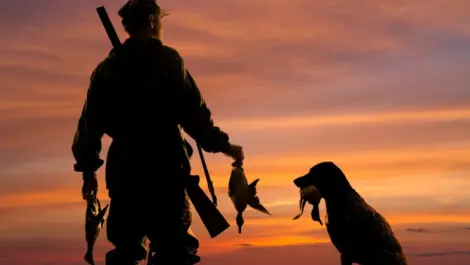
[71,1,244,264]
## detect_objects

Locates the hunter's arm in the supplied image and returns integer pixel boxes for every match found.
[169,51,231,153]
[71,67,105,176]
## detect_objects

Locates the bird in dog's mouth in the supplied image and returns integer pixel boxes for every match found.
[293,185,323,225]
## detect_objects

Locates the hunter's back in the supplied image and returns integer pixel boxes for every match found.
[98,38,190,190]
[102,38,178,137]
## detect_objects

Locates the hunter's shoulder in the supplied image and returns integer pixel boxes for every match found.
[100,50,120,68]
[91,51,119,80]
[161,45,184,61]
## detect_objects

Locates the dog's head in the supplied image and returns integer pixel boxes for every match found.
[292,162,349,225]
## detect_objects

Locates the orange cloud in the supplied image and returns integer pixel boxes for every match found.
[217,107,470,131]
[188,139,470,188]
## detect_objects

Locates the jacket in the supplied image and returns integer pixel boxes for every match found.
[72,37,231,191]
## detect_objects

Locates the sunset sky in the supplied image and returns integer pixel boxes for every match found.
[1,0,470,264]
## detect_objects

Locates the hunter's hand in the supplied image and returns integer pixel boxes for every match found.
[82,172,98,200]
[223,144,244,164]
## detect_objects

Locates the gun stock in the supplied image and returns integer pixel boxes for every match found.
[95,5,230,238]
[186,175,230,238]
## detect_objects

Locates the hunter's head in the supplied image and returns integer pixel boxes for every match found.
[118,0,169,39]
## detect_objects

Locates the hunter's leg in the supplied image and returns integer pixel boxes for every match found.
[106,192,147,265]
[147,185,199,265]
[182,191,201,264]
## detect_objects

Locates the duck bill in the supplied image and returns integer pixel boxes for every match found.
[236,212,244,234]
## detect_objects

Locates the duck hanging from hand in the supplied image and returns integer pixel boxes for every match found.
[228,160,271,233]
[84,197,109,265]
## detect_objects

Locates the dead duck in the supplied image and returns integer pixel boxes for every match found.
[84,197,109,265]
[293,162,408,265]
[228,161,271,233]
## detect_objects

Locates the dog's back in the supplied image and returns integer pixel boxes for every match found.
[326,190,408,265]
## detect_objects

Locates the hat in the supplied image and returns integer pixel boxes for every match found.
[118,0,170,20]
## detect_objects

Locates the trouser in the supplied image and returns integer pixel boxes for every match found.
[105,187,200,265]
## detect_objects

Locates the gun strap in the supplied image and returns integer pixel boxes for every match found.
[196,143,218,206]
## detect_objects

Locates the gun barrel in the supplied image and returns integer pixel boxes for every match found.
[96,6,122,48]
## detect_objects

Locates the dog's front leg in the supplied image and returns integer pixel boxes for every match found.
[341,254,353,265]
